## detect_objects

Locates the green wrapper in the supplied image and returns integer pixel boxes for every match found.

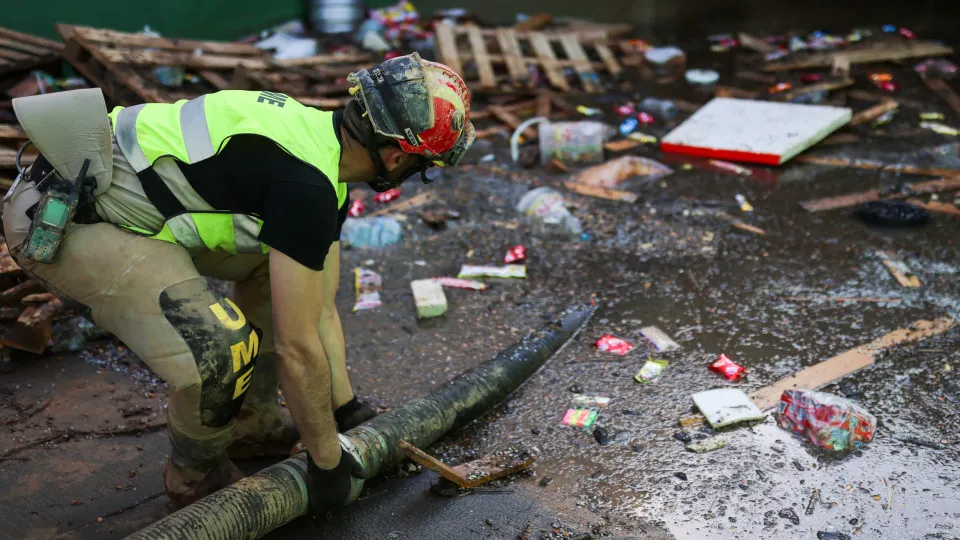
[634,358,669,384]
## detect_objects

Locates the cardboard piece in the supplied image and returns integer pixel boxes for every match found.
[693,388,765,428]
[661,98,852,165]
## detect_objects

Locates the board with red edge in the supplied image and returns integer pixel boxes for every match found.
[661,98,852,165]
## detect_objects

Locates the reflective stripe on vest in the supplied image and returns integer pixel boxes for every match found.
[109,92,344,255]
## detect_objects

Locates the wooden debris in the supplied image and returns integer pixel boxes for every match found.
[714,85,761,99]
[735,70,776,84]
[920,77,960,117]
[0,27,63,76]
[547,158,568,172]
[848,89,925,109]
[0,124,26,141]
[819,133,860,146]
[679,413,706,428]
[411,279,447,319]
[764,40,952,72]
[513,14,552,32]
[737,33,777,55]
[470,99,537,121]
[21,292,54,303]
[604,139,643,152]
[367,192,438,217]
[19,298,63,327]
[0,242,23,278]
[717,212,766,235]
[777,78,854,101]
[782,296,901,304]
[799,178,960,212]
[849,100,899,126]
[487,104,537,139]
[0,280,44,305]
[877,251,921,288]
[434,23,622,93]
[906,198,960,217]
[399,440,536,488]
[793,155,960,178]
[749,318,954,410]
[563,182,638,203]
[535,90,552,118]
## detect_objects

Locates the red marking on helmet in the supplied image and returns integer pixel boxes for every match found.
[400,96,460,155]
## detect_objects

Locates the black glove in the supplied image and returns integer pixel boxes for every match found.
[307,447,361,513]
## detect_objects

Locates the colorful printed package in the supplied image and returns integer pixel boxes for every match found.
[634,358,669,383]
[353,268,382,311]
[595,334,634,355]
[776,389,877,451]
[709,353,746,381]
[458,264,527,279]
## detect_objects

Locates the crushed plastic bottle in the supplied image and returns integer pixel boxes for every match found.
[516,187,583,240]
[340,216,403,248]
[777,389,876,451]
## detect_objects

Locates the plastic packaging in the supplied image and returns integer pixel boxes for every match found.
[776,389,877,451]
[353,268,382,311]
[640,326,680,352]
[736,194,754,212]
[595,334,634,355]
[571,394,610,408]
[348,199,365,217]
[639,97,678,121]
[432,277,488,290]
[373,187,402,203]
[458,264,527,279]
[562,408,598,428]
[685,69,719,85]
[634,358,669,383]
[637,112,655,125]
[516,187,584,239]
[710,354,746,381]
[503,245,526,264]
[340,216,403,248]
[537,121,606,166]
[619,117,639,136]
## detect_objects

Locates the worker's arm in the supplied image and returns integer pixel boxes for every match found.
[317,241,352,408]
[269,247,341,468]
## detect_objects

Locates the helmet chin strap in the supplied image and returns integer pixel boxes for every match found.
[343,116,402,193]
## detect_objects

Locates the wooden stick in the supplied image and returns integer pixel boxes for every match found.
[368,192,437,217]
[0,27,63,52]
[470,99,537,121]
[793,155,960,178]
[72,25,258,55]
[0,124,26,140]
[563,181,638,203]
[433,23,463,76]
[920,77,960,117]
[763,40,952,72]
[18,298,63,327]
[906,198,960,217]
[848,89,925,109]
[513,14,553,32]
[782,296,901,304]
[735,70,777,84]
[714,86,761,99]
[877,251,921,288]
[604,139,643,152]
[738,33,777,55]
[777,78,854,101]
[717,212,766,235]
[487,105,537,139]
[849,100,899,126]
[749,317,954,410]
[535,90,552,118]
[800,178,960,212]
[466,25,496,88]
[0,280,44,306]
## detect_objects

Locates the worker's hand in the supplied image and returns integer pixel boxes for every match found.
[307,446,361,513]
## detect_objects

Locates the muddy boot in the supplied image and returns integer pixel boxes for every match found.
[228,353,300,459]
[163,454,244,507]
[335,397,378,432]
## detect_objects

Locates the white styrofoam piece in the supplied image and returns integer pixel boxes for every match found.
[692,388,765,428]
[661,98,852,165]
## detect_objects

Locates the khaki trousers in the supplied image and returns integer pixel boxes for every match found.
[2,146,280,470]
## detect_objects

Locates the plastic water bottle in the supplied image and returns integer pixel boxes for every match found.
[340,217,403,248]
[516,187,583,240]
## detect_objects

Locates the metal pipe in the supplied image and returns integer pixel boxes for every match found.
[127,305,594,540]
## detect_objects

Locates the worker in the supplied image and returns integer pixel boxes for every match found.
[2,52,474,508]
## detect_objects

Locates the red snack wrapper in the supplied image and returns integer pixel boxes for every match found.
[800,73,821,84]
[615,104,635,116]
[637,112,655,125]
[504,245,527,264]
[875,81,899,92]
[595,334,634,355]
[898,27,916,40]
[709,354,746,381]
[373,188,402,203]
[776,389,876,451]
[348,199,366,217]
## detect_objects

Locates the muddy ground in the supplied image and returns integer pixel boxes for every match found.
[3,17,960,540]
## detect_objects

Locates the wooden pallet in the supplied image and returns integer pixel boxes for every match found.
[0,27,63,76]
[434,23,622,93]
[57,24,373,108]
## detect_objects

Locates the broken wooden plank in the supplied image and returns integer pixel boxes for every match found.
[793,155,960,178]
[0,242,22,277]
[819,133,860,146]
[749,317,954,410]
[466,25,496,88]
[529,34,569,92]
[0,305,52,354]
[764,40,953,72]
[470,99,537,121]
[604,139,643,152]
[877,251,921,288]
[0,124,26,140]
[906,197,960,217]
[0,27,63,53]
[513,13,553,32]
[714,86,761,99]
[849,99,899,126]
[399,440,536,488]
[21,292,54,303]
[799,178,960,212]
[367,192,438,217]
[433,23,464,76]
[782,296,901,304]
[717,212,766,235]
[563,182,639,203]
[72,26,259,56]
[474,126,506,139]
[0,280,44,306]
[735,70,777,84]
[495,29,529,84]
[559,35,599,92]
[487,104,537,139]
[777,78,854,101]
[594,43,622,77]
[738,33,777,55]
[920,77,960,117]
[18,298,63,327]
[535,91,552,118]
[848,89,925,109]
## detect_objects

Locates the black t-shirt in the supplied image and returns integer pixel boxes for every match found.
[176,125,348,271]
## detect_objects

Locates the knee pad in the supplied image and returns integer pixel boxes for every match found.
[160,278,263,428]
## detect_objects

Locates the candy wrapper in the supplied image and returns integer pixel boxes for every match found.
[595,334,634,355]
[458,264,527,279]
[373,188,402,203]
[432,277,488,290]
[776,389,877,451]
[353,268,382,311]
[571,394,610,408]
[634,358,669,383]
[640,326,680,352]
[348,199,366,217]
[503,245,527,264]
[709,353,746,381]
[562,408,599,428]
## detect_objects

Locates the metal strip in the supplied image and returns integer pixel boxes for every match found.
[179,95,215,163]
[114,104,150,172]
[166,214,204,249]
[274,462,310,517]
[232,214,263,253]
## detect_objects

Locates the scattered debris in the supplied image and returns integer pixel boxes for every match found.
[709,353,747,381]
[877,251,922,287]
[516,187,584,238]
[432,277,488,291]
[353,268,383,312]
[686,435,727,453]
[398,440,536,488]
[503,245,527,264]
[777,389,877,451]
[634,358,669,383]
[595,334,634,355]
[570,156,673,187]
[341,216,403,248]
[411,279,447,319]
[639,326,680,352]
[692,388,765,428]
[458,264,527,279]
[799,178,960,212]
[779,507,801,526]
[562,408,599,428]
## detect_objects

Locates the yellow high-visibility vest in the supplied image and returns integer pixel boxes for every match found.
[108,90,346,254]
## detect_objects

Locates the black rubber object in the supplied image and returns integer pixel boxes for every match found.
[855,200,930,227]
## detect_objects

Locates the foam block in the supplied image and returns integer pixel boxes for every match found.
[661,98,852,165]
[411,279,447,319]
